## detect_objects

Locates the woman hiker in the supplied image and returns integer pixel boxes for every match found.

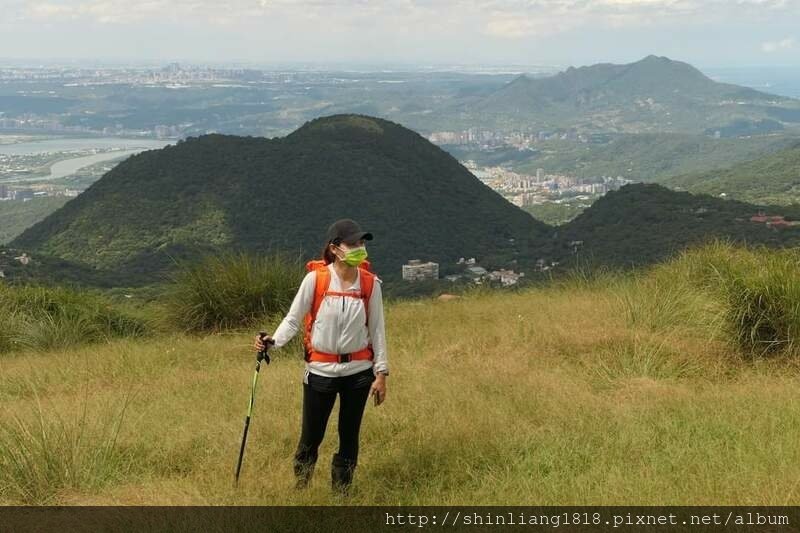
[253,218,389,495]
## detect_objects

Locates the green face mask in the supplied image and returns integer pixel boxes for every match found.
[337,245,368,267]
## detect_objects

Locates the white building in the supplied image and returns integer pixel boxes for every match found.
[488,269,526,286]
[402,259,439,281]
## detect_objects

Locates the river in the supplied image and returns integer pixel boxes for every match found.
[0,137,171,156]
[0,137,173,183]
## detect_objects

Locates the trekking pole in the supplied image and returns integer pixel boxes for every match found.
[234,331,273,486]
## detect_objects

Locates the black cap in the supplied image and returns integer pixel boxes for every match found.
[326,218,373,245]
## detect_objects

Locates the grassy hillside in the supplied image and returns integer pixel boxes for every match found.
[0,245,150,288]
[508,133,800,182]
[0,197,70,244]
[11,114,551,285]
[664,141,800,205]
[1,241,800,505]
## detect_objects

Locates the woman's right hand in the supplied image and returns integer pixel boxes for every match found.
[254,333,275,352]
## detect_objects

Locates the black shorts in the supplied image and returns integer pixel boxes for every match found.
[304,366,376,394]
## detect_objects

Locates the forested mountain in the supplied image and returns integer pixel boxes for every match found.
[452,55,800,134]
[7,115,800,289]
[0,197,70,245]
[558,183,800,267]
[663,141,800,205]
[11,114,554,284]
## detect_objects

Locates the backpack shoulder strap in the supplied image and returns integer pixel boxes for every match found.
[359,267,376,327]
[306,259,326,272]
[312,267,331,317]
[303,263,331,359]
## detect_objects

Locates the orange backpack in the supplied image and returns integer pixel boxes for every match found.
[302,258,377,363]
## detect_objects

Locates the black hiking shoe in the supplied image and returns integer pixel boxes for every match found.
[331,453,357,495]
[293,458,316,489]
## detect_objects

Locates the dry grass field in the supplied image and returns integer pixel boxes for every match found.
[2,241,800,505]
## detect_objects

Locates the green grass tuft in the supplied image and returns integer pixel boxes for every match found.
[0,387,139,504]
[162,250,305,333]
[0,283,151,354]
[602,238,800,359]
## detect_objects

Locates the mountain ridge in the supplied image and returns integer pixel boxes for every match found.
[663,140,800,205]
[455,55,799,134]
[7,113,800,288]
[558,182,800,268]
[11,114,555,284]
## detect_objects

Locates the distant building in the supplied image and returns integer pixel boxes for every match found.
[750,212,798,227]
[770,219,793,228]
[154,125,172,138]
[14,189,34,201]
[464,266,488,280]
[402,259,439,281]
[488,269,525,286]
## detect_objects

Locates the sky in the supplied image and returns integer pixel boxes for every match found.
[1,0,799,69]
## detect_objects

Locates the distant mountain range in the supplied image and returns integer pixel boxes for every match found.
[437,55,800,135]
[4,114,800,289]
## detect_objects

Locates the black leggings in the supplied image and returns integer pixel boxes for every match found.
[294,367,376,466]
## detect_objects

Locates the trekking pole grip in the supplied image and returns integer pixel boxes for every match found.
[257,331,273,364]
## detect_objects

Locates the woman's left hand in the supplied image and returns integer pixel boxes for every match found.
[370,374,387,406]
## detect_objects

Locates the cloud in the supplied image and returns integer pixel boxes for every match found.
[761,36,796,52]
[11,0,800,45]
[479,0,696,38]
[16,0,421,27]
[31,3,74,16]
[22,0,177,23]
[15,0,800,27]
[483,12,578,38]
